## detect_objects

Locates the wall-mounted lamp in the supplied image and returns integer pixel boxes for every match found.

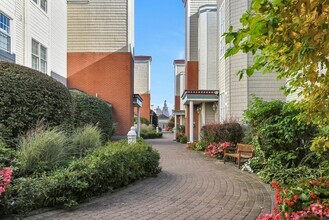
[212,102,218,112]
[197,106,202,114]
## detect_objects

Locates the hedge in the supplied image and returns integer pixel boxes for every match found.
[3,140,161,214]
[71,90,114,141]
[201,121,243,146]
[141,132,163,139]
[0,62,73,145]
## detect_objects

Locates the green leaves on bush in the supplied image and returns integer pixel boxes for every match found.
[243,97,317,157]
[71,90,114,141]
[200,121,243,146]
[71,125,102,158]
[0,62,73,145]
[140,125,162,139]
[7,140,161,214]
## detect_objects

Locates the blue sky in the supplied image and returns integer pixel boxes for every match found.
[135,0,185,115]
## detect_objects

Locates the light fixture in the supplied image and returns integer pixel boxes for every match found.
[212,102,218,112]
[197,106,202,114]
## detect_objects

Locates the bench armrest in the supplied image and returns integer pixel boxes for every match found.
[237,150,253,153]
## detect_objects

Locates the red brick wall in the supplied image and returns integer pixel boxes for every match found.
[134,94,150,121]
[185,61,198,90]
[67,52,134,136]
[175,96,180,111]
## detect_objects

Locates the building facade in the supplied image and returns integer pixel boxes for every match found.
[173,60,186,136]
[0,0,67,85]
[216,0,285,122]
[178,0,286,142]
[67,0,136,138]
[134,56,151,120]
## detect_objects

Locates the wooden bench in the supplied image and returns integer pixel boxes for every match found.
[223,144,254,169]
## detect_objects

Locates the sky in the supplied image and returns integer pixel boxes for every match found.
[135,0,185,115]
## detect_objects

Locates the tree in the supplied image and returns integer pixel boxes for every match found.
[150,110,158,128]
[224,0,329,152]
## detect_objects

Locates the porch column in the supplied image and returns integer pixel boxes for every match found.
[173,114,177,140]
[137,107,141,137]
[189,101,194,143]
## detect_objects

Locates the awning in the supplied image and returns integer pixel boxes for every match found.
[181,90,219,105]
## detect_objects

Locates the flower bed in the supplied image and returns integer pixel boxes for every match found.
[259,177,329,220]
[205,142,231,159]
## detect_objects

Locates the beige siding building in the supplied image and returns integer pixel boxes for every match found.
[67,0,134,53]
[216,0,286,122]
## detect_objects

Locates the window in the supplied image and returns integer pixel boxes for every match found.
[32,0,47,13]
[219,92,225,122]
[219,1,225,58]
[40,0,47,12]
[0,13,11,52]
[32,39,47,73]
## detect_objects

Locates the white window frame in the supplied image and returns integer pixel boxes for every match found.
[219,92,225,122]
[31,0,47,13]
[219,1,226,58]
[32,39,47,74]
[0,12,11,53]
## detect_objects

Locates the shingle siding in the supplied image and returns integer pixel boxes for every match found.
[134,60,150,94]
[67,0,129,52]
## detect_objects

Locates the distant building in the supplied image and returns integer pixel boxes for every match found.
[177,0,286,143]
[155,101,171,129]
[172,60,186,135]
[0,0,67,85]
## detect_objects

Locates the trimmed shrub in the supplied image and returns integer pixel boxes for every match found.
[200,120,243,146]
[0,62,73,145]
[140,124,162,139]
[180,136,188,144]
[6,140,161,214]
[71,125,102,158]
[71,90,114,141]
[243,97,318,157]
[16,126,69,176]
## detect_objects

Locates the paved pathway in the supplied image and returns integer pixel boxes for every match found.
[25,133,273,220]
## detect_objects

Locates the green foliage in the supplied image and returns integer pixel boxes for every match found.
[244,97,317,157]
[5,140,161,214]
[134,117,150,126]
[16,126,69,176]
[0,141,16,168]
[224,0,329,127]
[243,98,328,185]
[180,136,188,144]
[71,90,114,141]
[71,125,102,158]
[0,62,73,145]
[311,125,329,153]
[200,121,243,146]
[150,110,158,127]
[177,125,185,134]
[140,125,162,139]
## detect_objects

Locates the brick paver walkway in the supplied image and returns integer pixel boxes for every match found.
[25,133,273,220]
